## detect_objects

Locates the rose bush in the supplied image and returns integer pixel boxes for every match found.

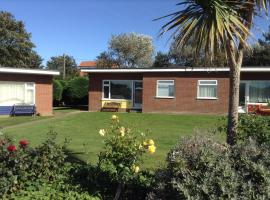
[97,114,156,200]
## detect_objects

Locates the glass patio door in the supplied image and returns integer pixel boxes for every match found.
[133,81,143,109]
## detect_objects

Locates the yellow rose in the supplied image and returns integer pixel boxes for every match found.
[148,145,156,154]
[99,129,106,136]
[143,141,148,146]
[132,165,140,173]
[111,115,118,120]
[148,139,155,146]
[119,126,125,137]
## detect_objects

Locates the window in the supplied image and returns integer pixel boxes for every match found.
[248,81,270,103]
[197,80,217,99]
[156,80,175,98]
[103,80,132,100]
[0,82,35,106]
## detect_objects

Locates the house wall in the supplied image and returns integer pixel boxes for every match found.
[142,72,230,114]
[0,73,53,116]
[88,73,143,111]
[88,71,270,114]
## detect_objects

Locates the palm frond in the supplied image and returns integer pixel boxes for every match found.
[157,0,251,60]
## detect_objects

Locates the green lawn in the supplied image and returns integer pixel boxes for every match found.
[0,115,51,128]
[2,112,222,169]
[0,107,80,128]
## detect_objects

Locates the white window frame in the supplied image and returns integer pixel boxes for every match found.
[156,80,175,98]
[102,80,133,101]
[197,80,218,100]
[0,81,36,105]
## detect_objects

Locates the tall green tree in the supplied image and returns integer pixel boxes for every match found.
[46,55,77,79]
[243,26,270,66]
[152,51,172,68]
[157,0,270,145]
[96,51,119,68]
[0,11,42,68]
[169,42,227,67]
[109,33,154,68]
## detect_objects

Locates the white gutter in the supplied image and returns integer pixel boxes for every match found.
[0,67,60,75]
[81,67,270,73]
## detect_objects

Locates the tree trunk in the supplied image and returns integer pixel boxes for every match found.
[226,38,243,145]
[114,183,123,200]
[227,63,241,145]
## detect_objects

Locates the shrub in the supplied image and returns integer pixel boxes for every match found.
[149,135,270,200]
[7,182,100,200]
[216,114,270,145]
[65,77,88,105]
[97,115,156,199]
[237,114,270,145]
[53,79,64,106]
[0,131,74,198]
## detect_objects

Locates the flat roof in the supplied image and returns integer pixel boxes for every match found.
[81,67,270,73]
[0,67,60,75]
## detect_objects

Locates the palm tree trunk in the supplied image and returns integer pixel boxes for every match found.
[227,63,241,145]
[226,2,253,145]
[226,39,243,145]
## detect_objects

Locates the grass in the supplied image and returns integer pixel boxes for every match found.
[0,107,80,128]
[2,112,222,169]
[0,115,51,128]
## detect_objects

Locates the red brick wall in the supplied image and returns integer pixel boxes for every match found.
[142,72,230,114]
[0,73,53,116]
[88,71,270,114]
[88,73,143,111]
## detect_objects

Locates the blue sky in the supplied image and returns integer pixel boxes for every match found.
[1,0,270,65]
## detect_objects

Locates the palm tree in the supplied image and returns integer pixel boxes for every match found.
[157,0,269,145]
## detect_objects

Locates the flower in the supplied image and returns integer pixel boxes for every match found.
[119,126,125,137]
[99,129,106,136]
[7,144,17,152]
[143,141,148,146]
[111,115,119,120]
[19,139,29,148]
[132,165,140,173]
[148,139,155,146]
[148,145,156,154]
[139,144,143,149]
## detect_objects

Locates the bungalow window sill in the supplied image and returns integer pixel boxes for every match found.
[155,96,175,99]
[197,97,218,100]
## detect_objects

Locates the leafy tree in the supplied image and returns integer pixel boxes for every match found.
[158,0,270,145]
[65,77,88,105]
[0,11,43,68]
[96,51,118,68]
[169,42,227,67]
[243,26,270,66]
[152,52,172,68]
[46,55,77,79]
[109,33,154,68]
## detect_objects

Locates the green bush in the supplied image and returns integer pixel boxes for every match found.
[7,182,100,200]
[216,114,270,145]
[0,132,68,198]
[97,114,156,199]
[237,114,270,145]
[149,135,270,200]
[53,79,64,105]
[0,131,98,199]
[65,77,88,105]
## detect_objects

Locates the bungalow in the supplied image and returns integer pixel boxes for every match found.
[81,67,270,114]
[0,67,59,116]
